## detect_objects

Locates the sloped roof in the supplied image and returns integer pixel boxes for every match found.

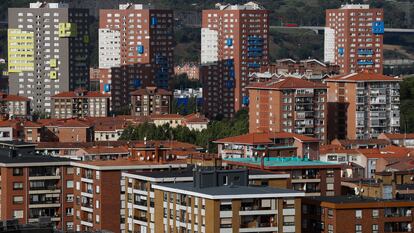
[247,77,327,89]
[325,72,401,82]
[214,132,319,145]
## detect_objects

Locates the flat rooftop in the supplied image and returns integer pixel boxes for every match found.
[72,158,188,170]
[224,157,339,168]
[308,195,414,204]
[153,182,304,199]
[0,155,71,166]
[123,168,290,182]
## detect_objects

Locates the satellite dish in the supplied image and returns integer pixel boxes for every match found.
[360,188,364,193]
[354,187,360,195]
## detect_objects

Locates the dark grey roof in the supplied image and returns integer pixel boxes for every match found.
[0,155,72,164]
[129,169,194,179]
[0,141,37,147]
[307,195,414,204]
[154,182,303,197]
[128,168,276,179]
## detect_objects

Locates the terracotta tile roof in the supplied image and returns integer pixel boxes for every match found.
[36,140,201,151]
[381,133,414,140]
[319,144,360,154]
[23,121,43,128]
[82,146,129,155]
[384,157,414,171]
[58,119,92,128]
[150,114,183,120]
[130,86,172,96]
[75,158,187,167]
[0,94,30,101]
[130,140,200,150]
[334,139,390,146]
[37,141,126,149]
[325,72,401,82]
[214,132,319,145]
[184,113,209,123]
[247,77,327,89]
[357,145,414,158]
[52,91,110,98]
[0,119,22,127]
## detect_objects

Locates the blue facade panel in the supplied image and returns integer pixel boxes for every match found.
[104,84,111,92]
[137,45,144,54]
[372,21,384,34]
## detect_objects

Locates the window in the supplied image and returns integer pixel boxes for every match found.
[66,180,74,188]
[66,194,74,202]
[356,210,362,219]
[13,168,23,176]
[96,185,100,194]
[220,218,232,228]
[96,200,100,209]
[66,208,73,216]
[372,224,378,233]
[13,196,23,204]
[356,224,362,233]
[96,214,100,223]
[372,209,379,218]
[13,210,24,219]
[96,171,100,180]
[283,216,295,226]
[328,209,333,218]
[76,182,80,190]
[328,224,333,233]
[13,182,23,190]
[67,167,74,174]
[66,222,74,230]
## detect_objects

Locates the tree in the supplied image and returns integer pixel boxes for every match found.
[119,110,249,153]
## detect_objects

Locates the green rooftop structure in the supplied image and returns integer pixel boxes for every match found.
[224,156,342,196]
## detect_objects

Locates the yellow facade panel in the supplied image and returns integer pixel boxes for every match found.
[7,29,34,73]
[58,23,77,37]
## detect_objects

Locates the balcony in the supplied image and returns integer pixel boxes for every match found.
[29,203,61,208]
[357,49,373,55]
[357,60,374,65]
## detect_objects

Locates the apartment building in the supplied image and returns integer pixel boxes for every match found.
[214,132,320,160]
[71,159,187,233]
[200,2,269,118]
[152,169,304,233]
[98,3,174,112]
[0,92,30,119]
[224,157,342,196]
[247,77,328,143]
[261,59,340,81]
[123,167,293,232]
[51,88,110,119]
[130,86,172,116]
[174,63,200,80]
[378,133,414,148]
[325,4,384,74]
[8,2,90,114]
[342,170,414,200]
[302,196,414,233]
[0,143,74,231]
[319,144,365,178]
[326,72,401,140]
